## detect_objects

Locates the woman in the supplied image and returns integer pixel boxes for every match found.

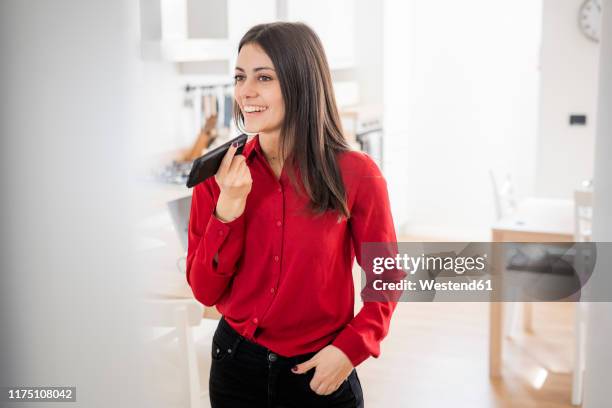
[186,22,399,408]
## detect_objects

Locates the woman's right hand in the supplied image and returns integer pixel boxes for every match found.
[214,142,252,222]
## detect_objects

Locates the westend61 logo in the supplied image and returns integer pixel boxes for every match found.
[362,242,605,302]
[372,253,487,275]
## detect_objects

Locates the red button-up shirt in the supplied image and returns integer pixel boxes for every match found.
[186,134,399,367]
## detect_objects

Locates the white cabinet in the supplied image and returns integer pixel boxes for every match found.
[285,0,356,69]
[138,0,354,70]
[226,0,277,68]
[227,0,277,43]
[140,0,276,65]
[141,38,233,61]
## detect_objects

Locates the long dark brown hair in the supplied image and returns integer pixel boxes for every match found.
[233,22,352,218]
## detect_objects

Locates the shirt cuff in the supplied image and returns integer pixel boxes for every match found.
[206,210,245,239]
[197,210,246,272]
[331,324,372,368]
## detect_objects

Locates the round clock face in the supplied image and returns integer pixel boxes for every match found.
[579,0,602,42]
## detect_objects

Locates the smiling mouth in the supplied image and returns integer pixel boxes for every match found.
[243,105,269,115]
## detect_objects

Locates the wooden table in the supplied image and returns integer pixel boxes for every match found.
[489,197,574,377]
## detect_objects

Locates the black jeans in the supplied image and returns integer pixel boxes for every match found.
[209,317,364,408]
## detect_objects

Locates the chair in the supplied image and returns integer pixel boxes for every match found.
[574,189,593,242]
[489,170,531,336]
[571,188,593,406]
[489,170,518,221]
[144,298,208,408]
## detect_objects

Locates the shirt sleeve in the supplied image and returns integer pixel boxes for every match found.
[332,153,406,367]
[186,180,246,306]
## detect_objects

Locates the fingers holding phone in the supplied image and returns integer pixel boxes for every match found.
[214,142,252,222]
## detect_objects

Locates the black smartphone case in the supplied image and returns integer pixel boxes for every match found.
[186,133,249,188]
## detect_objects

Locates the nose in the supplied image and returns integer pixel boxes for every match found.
[236,77,258,101]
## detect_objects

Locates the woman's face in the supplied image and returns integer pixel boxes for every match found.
[234,43,285,135]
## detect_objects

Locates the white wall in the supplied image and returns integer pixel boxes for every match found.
[354,0,384,105]
[138,61,197,157]
[535,0,600,198]
[583,0,612,406]
[0,0,157,405]
[384,0,542,239]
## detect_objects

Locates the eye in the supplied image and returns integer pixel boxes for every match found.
[233,74,245,83]
[258,75,272,82]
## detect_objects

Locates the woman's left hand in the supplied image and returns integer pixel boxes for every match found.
[291,345,354,395]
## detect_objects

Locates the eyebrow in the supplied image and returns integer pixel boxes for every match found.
[235,66,275,72]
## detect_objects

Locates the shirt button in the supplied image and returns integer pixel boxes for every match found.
[277,187,282,193]
[218,230,224,236]
[268,352,278,362]
[252,317,259,324]
[274,255,279,262]
[270,287,275,293]
[276,220,282,227]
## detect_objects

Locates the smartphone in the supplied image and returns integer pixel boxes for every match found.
[186,133,248,188]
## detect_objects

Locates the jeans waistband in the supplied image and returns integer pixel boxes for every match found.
[217,316,319,365]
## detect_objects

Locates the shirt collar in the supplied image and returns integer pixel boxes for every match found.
[243,133,261,163]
